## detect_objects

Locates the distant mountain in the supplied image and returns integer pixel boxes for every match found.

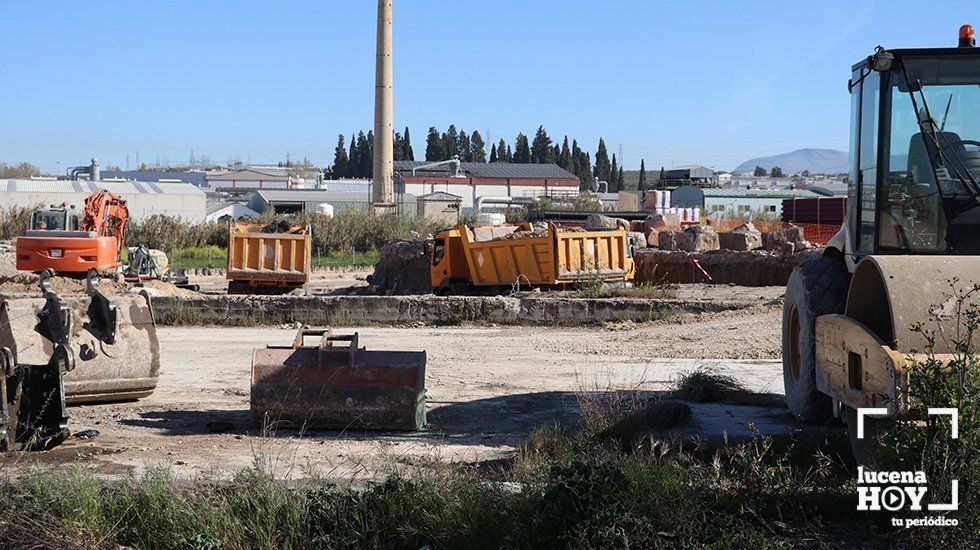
[734,148,847,175]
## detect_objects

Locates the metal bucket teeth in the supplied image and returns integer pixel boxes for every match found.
[251,329,426,431]
[1,290,160,404]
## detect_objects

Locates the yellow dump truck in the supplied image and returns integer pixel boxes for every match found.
[428,223,634,294]
[227,221,311,294]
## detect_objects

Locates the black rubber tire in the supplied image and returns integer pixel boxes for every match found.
[782,255,851,422]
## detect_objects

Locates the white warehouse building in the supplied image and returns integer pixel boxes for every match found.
[0,179,207,223]
[670,185,820,219]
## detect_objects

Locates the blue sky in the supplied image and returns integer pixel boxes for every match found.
[1,1,977,173]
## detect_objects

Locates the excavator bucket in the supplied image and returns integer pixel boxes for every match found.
[251,329,426,431]
[1,270,159,405]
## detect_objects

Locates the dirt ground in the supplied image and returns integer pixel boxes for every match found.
[2,302,813,481]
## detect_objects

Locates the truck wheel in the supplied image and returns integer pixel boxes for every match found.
[782,255,850,422]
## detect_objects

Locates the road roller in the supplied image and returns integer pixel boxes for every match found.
[783,25,980,462]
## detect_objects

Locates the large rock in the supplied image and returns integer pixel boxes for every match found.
[719,222,762,251]
[657,225,719,252]
[761,226,806,252]
[643,214,682,247]
[584,214,629,231]
[369,240,432,295]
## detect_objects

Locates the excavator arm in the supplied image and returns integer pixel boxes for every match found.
[83,190,129,254]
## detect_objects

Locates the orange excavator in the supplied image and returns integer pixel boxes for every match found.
[16,189,129,275]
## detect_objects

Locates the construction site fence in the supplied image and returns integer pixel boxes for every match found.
[708,219,841,245]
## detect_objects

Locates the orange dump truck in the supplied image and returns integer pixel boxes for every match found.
[227,222,311,294]
[427,223,634,294]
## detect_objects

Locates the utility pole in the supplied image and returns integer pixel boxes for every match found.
[371,0,396,214]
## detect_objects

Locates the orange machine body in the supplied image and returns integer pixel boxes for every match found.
[15,189,129,274]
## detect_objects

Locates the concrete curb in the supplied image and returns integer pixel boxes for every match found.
[150,294,755,327]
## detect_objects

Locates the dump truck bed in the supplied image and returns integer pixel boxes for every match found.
[227,222,311,292]
[456,223,632,287]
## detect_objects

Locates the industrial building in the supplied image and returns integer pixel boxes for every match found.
[393,161,579,211]
[661,165,717,187]
[247,189,417,216]
[206,168,291,190]
[416,192,462,224]
[0,179,207,222]
[102,170,207,187]
[671,185,819,219]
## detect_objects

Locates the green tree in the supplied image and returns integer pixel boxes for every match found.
[771,165,784,178]
[609,154,619,192]
[658,166,666,188]
[356,131,372,178]
[458,130,471,161]
[403,126,414,161]
[348,133,359,177]
[497,139,508,162]
[530,125,554,164]
[593,138,611,183]
[618,166,624,190]
[393,131,405,161]
[470,131,487,162]
[637,159,647,191]
[426,127,446,161]
[753,165,767,177]
[506,145,513,162]
[489,143,498,163]
[559,137,573,172]
[332,134,349,178]
[513,133,531,163]
[443,125,460,159]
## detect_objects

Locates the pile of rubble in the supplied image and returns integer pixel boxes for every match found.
[640,214,812,254]
[368,240,432,295]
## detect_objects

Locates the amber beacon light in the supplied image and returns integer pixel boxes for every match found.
[959,24,975,47]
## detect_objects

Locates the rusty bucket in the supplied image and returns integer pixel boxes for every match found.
[251,328,426,431]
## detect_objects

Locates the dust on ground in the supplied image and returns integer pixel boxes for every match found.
[1,303,804,481]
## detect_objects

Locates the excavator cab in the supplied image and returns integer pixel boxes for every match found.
[29,205,81,233]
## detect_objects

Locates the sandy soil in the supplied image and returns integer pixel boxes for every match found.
[3,306,802,481]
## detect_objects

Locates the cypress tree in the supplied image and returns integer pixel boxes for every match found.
[426,127,446,161]
[618,166,624,190]
[356,131,372,178]
[497,139,508,162]
[470,131,487,162]
[506,145,513,162]
[332,134,349,178]
[444,125,460,159]
[403,126,414,161]
[489,143,498,163]
[609,154,619,192]
[513,133,531,163]
[559,137,572,172]
[638,159,647,191]
[459,130,471,161]
[659,166,666,188]
[578,151,592,189]
[593,138,611,183]
[530,125,554,164]
[393,132,404,161]
[348,133,358,177]
[552,144,561,164]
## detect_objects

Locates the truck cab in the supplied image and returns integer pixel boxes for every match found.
[427,227,470,294]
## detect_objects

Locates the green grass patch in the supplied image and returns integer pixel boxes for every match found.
[160,247,381,269]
